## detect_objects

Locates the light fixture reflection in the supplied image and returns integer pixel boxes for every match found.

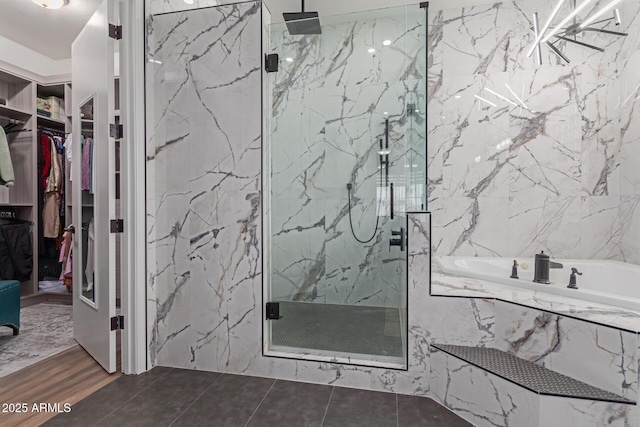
[285,57,294,62]
[368,48,376,53]
[383,40,392,46]
[32,0,66,8]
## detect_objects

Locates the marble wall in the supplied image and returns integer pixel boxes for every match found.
[268,6,427,307]
[428,0,640,264]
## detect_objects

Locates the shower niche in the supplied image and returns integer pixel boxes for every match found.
[264,4,427,369]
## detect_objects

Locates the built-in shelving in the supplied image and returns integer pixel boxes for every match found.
[0,103,32,121]
[37,114,66,128]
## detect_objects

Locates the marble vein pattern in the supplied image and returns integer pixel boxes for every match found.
[428,0,640,264]
[494,301,638,401]
[268,6,427,307]
[430,348,540,427]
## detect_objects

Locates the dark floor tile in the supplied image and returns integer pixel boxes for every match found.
[246,380,332,427]
[171,374,275,427]
[95,368,220,427]
[43,367,173,427]
[323,387,397,427]
[397,395,472,427]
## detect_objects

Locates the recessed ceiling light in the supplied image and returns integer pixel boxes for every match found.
[32,0,67,9]
[184,0,194,4]
[383,40,391,46]
[285,57,294,62]
[368,48,376,53]
[454,95,461,99]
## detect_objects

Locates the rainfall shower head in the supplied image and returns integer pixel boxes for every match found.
[283,0,321,35]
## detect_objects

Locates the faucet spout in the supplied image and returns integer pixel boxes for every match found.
[550,261,563,269]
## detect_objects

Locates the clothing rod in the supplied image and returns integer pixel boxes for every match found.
[0,115,25,125]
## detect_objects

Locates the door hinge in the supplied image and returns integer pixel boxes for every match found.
[419,2,429,8]
[265,53,279,73]
[109,24,122,40]
[111,315,125,331]
[266,302,282,320]
[110,123,123,139]
[110,219,124,233]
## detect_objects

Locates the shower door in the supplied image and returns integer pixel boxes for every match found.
[265,5,427,369]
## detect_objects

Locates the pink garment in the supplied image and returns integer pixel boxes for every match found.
[59,231,73,279]
[81,138,92,190]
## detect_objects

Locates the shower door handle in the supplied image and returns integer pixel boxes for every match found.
[390,183,394,220]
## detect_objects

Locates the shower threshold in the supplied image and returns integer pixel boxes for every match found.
[267,302,407,369]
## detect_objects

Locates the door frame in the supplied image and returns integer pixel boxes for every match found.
[119,0,148,375]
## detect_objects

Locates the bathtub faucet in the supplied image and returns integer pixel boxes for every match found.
[568,268,582,289]
[533,251,563,284]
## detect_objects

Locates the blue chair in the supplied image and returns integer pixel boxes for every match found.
[0,280,20,335]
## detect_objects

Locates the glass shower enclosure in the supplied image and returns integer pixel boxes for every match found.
[264,4,427,369]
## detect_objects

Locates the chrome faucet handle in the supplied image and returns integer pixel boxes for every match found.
[571,267,582,276]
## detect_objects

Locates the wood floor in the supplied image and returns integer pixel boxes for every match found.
[0,345,120,427]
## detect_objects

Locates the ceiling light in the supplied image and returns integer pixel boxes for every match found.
[580,0,621,28]
[454,95,461,99]
[184,0,194,4]
[383,40,391,46]
[541,0,593,44]
[32,0,67,9]
[527,0,565,57]
[285,57,293,62]
[368,48,376,53]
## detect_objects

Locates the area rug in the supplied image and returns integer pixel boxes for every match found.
[0,304,75,378]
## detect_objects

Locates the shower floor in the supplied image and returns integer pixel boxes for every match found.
[271,302,404,359]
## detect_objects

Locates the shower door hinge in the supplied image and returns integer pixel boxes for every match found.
[266,302,282,320]
[265,54,279,73]
[419,2,429,8]
[109,24,122,40]
[110,315,125,331]
[110,219,124,233]
[110,123,123,139]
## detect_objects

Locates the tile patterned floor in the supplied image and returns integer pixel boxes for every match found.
[44,367,471,427]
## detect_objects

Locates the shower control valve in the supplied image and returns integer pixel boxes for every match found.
[389,227,405,252]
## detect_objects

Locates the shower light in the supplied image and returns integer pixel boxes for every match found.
[454,95,461,99]
[285,57,294,62]
[184,0,194,4]
[383,40,392,46]
[32,0,67,8]
[368,48,376,53]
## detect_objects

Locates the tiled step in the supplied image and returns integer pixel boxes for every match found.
[431,344,634,405]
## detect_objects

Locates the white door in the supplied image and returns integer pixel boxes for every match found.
[71,0,118,373]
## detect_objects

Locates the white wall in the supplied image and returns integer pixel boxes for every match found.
[0,35,71,83]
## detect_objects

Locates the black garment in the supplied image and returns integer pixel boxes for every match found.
[0,223,33,282]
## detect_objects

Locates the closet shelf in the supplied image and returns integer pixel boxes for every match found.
[0,104,32,121]
[0,202,34,207]
[37,115,66,128]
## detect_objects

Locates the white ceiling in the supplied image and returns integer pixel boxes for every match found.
[0,0,493,61]
[0,0,103,60]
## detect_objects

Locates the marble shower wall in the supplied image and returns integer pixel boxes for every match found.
[268,6,427,306]
[428,0,640,264]
[146,2,263,369]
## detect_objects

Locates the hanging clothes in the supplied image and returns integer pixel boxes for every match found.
[0,222,33,282]
[85,219,95,292]
[59,229,73,292]
[43,137,63,238]
[0,127,15,187]
[40,133,52,189]
[81,138,92,191]
[64,133,73,182]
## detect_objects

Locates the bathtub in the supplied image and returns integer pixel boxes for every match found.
[435,256,640,312]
